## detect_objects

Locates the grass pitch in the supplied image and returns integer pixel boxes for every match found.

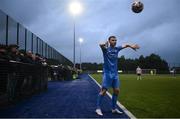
[91,74,180,118]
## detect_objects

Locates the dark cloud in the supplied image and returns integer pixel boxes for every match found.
[0,0,179,65]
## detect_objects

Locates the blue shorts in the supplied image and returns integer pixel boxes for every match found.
[102,73,120,89]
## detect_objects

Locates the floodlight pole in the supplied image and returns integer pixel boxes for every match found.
[80,40,82,70]
[69,1,83,69]
[78,38,83,71]
[73,17,76,69]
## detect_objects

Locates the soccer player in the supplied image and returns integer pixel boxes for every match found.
[96,36,140,116]
[136,66,142,80]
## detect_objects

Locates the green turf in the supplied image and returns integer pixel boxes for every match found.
[91,74,180,118]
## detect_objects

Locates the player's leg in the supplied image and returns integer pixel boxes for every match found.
[96,87,107,109]
[111,78,123,114]
[96,74,110,116]
[96,87,107,116]
[112,88,119,109]
[97,74,109,109]
[137,74,138,80]
[137,74,139,80]
[137,74,140,80]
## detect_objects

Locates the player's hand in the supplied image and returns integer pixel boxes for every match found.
[131,44,140,51]
[105,41,109,47]
[99,41,108,48]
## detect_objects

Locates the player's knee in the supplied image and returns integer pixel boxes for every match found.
[100,89,107,96]
[113,89,119,95]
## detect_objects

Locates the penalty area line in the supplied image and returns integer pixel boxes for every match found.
[88,74,136,119]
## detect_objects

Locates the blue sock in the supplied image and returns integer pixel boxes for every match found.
[97,94,104,109]
[112,93,118,109]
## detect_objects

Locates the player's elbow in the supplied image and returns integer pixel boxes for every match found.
[122,44,129,49]
[99,44,104,48]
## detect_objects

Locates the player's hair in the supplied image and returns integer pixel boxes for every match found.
[108,36,116,41]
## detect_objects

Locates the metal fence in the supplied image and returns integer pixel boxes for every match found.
[0,9,72,66]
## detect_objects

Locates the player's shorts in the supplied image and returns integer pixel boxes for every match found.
[137,73,141,76]
[102,73,120,89]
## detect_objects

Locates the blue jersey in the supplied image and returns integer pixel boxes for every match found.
[101,46,123,75]
[101,46,123,89]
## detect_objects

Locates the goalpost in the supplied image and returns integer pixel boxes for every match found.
[141,69,157,75]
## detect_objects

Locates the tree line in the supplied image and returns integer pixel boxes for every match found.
[79,53,169,73]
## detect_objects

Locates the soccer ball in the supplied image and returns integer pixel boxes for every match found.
[132,1,144,13]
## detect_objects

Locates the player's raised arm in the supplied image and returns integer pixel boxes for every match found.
[122,44,140,51]
[99,41,108,49]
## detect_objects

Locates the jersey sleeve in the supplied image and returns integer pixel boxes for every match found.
[100,46,107,53]
[117,46,123,51]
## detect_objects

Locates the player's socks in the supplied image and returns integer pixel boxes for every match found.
[96,94,104,109]
[112,93,118,110]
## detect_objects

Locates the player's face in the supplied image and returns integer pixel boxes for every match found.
[109,38,117,47]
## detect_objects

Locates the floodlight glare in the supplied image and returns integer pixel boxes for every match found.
[79,38,84,43]
[69,1,83,15]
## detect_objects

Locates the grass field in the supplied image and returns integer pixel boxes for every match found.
[91,74,180,118]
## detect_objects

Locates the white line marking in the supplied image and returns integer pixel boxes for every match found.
[88,74,136,119]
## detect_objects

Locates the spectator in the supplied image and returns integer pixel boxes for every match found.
[35,53,43,65]
[0,44,9,60]
[24,51,34,64]
[41,58,47,66]
[8,44,20,61]
[18,49,27,63]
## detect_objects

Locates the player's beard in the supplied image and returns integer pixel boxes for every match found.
[110,43,116,47]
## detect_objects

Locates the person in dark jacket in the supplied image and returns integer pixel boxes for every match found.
[0,44,10,60]
[24,51,34,64]
[8,44,20,61]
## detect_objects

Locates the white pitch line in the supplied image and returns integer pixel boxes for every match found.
[88,74,136,119]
